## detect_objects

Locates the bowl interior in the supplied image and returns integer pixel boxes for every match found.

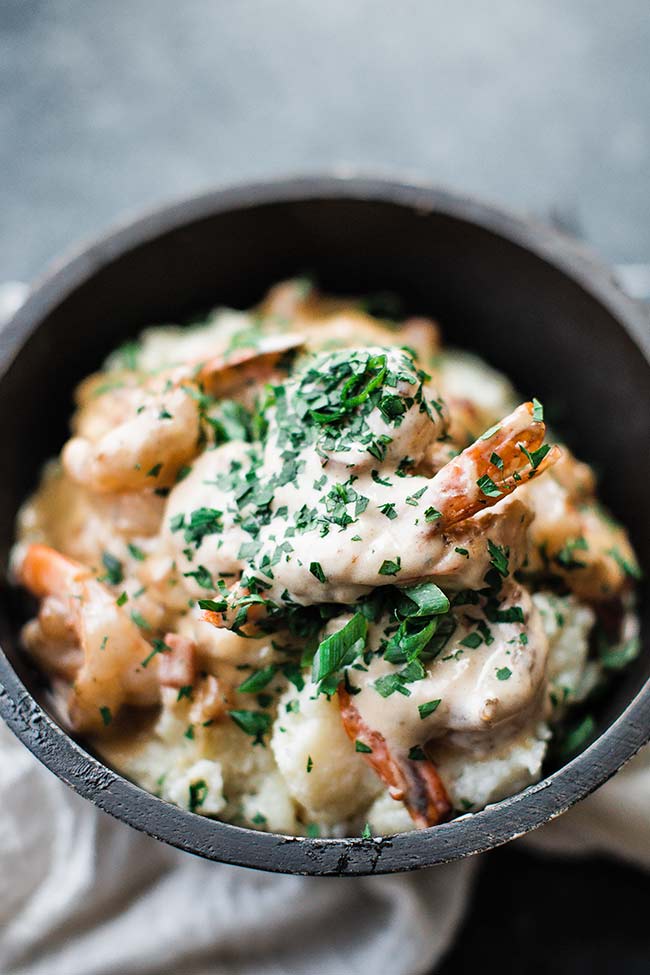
[0,180,648,874]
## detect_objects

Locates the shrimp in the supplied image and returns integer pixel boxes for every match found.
[521,448,640,600]
[425,401,559,527]
[260,279,441,363]
[18,544,159,731]
[204,401,558,626]
[63,336,302,494]
[338,685,452,828]
[338,581,548,826]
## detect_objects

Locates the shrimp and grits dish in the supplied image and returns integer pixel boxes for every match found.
[11,279,641,837]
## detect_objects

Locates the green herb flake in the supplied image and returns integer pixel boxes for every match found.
[141,637,171,668]
[408,745,427,761]
[519,441,551,470]
[379,502,398,520]
[607,546,642,580]
[599,636,640,671]
[188,779,208,813]
[197,597,228,613]
[355,740,373,753]
[374,673,412,698]
[131,609,151,630]
[460,631,482,649]
[455,547,469,558]
[487,539,510,577]
[309,561,328,583]
[378,557,402,576]
[99,706,112,726]
[146,463,163,478]
[418,698,441,720]
[312,613,368,685]
[479,422,501,441]
[361,822,372,840]
[496,666,512,681]
[238,666,277,693]
[100,551,124,586]
[177,685,193,702]
[477,474,502,498]
[127,542,145,561]
[116,591,128,607]
[532,398,544,422]
[559,714,595,758]
[228,709,272,744]
[424,506,442,523]
[371,470,392,487]
[306,755,313,773]
[183,565,214,589]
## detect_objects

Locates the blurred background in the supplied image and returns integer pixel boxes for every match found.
[1,1,649,972]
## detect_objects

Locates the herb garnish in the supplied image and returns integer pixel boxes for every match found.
[100,552,123,586]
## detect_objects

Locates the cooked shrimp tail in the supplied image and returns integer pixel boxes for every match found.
[430,401,560,528]
[338,684,451,828]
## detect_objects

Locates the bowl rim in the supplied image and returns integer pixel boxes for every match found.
[1,173,649,876]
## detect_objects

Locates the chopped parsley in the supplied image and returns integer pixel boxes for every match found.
[418,699,441,719]
[460,631,482,649]
[141,637,171,668]
[183,565,214,589]
[408,745,427,761]
[477,474,502,498]
[309,561,328,583]
[99,706,112,726]
[238,666,277,693]
[479,422,501,441]
[558,714,595,758]
[130,609,151,630]
[100,552,123,586]
[188,779,208,812]
[228,709,272,744]
[378,557,401,576]
[556,536,588,570]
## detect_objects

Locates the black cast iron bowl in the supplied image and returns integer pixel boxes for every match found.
[1,176,649,876]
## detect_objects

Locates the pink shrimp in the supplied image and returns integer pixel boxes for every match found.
[63,335,303,493]
[18,544,159,731]
[338,684,451,828]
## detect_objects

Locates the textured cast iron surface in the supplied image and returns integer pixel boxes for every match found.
[0,176,648,875]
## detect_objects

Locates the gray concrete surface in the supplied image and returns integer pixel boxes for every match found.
[1,0,649,282]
